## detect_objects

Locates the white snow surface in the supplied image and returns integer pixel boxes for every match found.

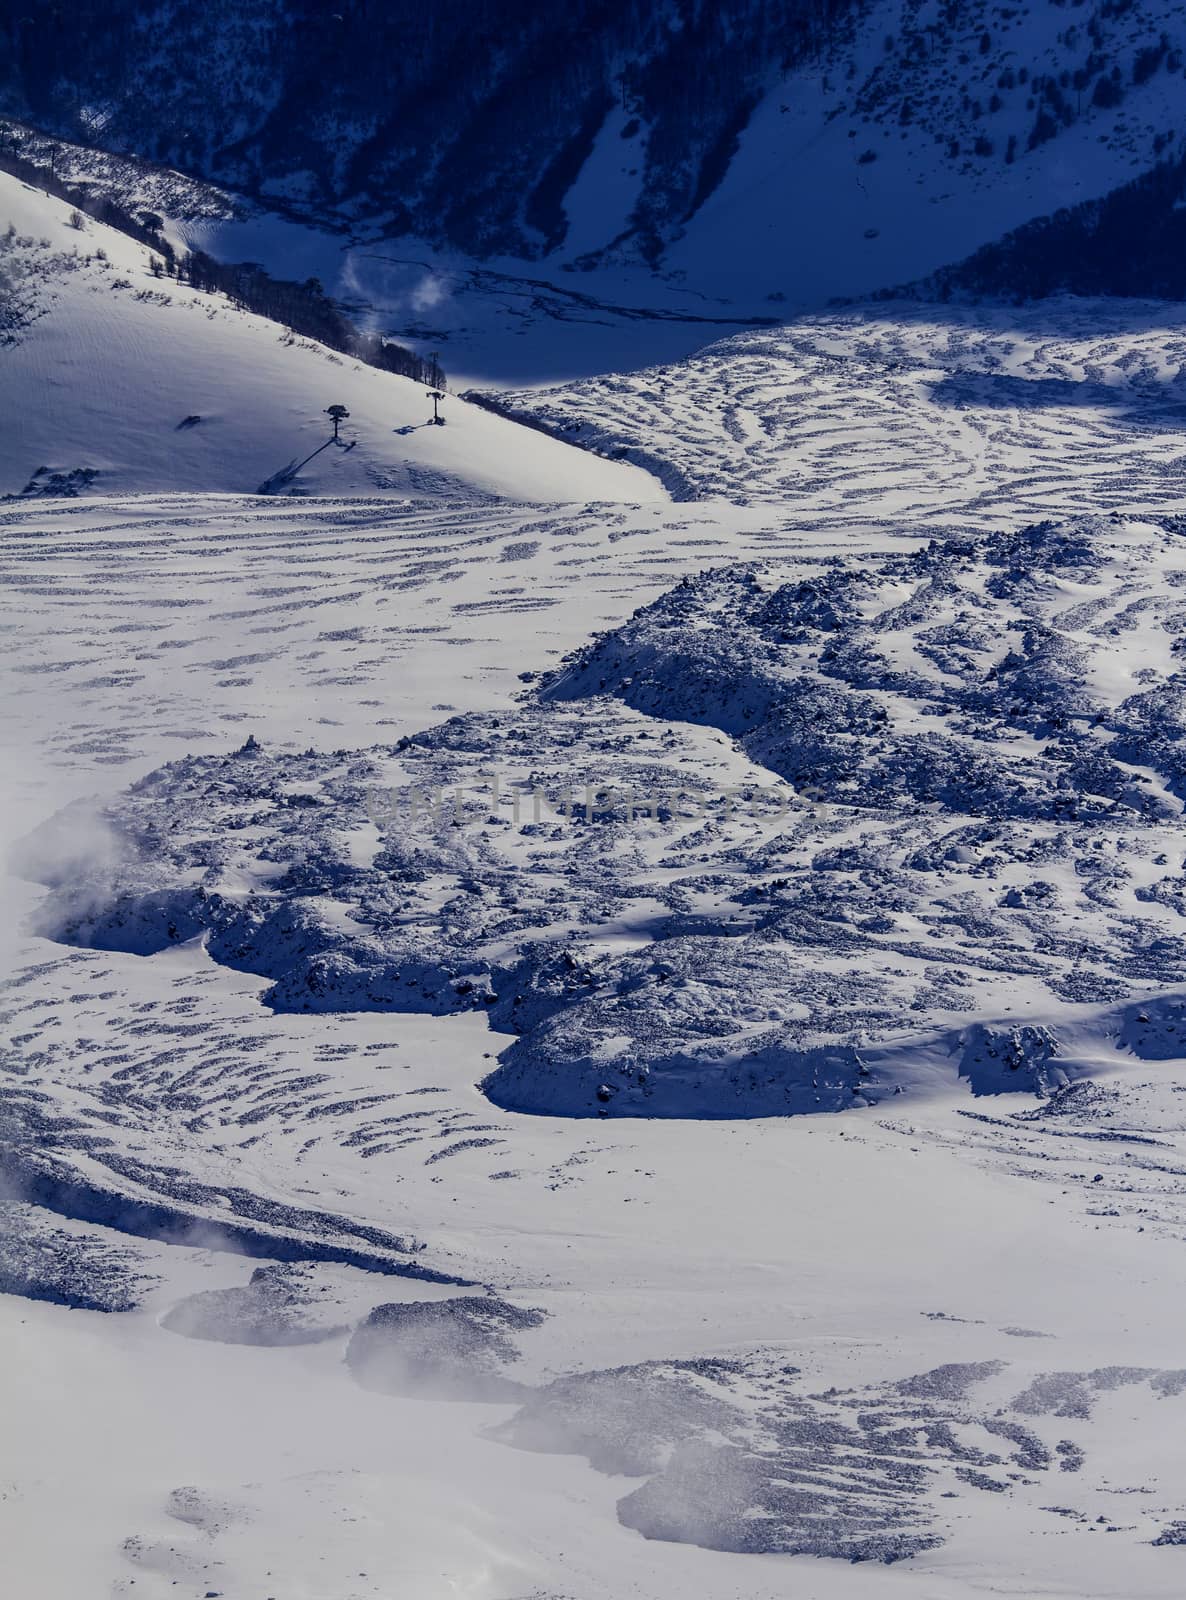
[6,183,1186,1599]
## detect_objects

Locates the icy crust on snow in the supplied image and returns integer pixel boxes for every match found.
[494,1353,1186,1561]
[23,513,1186,1119]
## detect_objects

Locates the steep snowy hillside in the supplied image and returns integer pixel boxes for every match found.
[910,144,1186,301]
[0,173,664,501]
[0,118,791,385]
[0,0,871,256]
[663,0,1186,304]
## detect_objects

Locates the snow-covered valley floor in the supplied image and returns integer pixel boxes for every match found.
[7,291,1186,1598]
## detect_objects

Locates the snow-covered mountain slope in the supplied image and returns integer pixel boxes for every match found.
[659,0,1186,304]
[488,297,1186,507]
[0,173,664,501]
[0,118,790,385]
[7,0,1186,298]
[7,1,1186,393]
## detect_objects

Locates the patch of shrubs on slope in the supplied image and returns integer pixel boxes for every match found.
[0,137,180,261]
[899,146,1186,303]
[1,218,87,344]
[173,249,445,387]
[0,140,443,386]
[0,239,41,339]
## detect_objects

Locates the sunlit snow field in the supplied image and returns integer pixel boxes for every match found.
[7,175,1186,1600]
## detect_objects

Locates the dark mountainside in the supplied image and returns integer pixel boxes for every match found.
[4,1,1186,302]
[0,0,858,259]
[907,150,1186,303]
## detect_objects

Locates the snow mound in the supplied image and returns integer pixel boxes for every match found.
[495,1350,1186,1561]
[21,512,1186,1118]
[161,1263,352,1346]
[346,1294,545,1401]
[0,1201,153,1312]
[543,514,1186,815]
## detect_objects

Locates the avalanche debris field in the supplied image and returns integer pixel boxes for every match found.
[7,302,1186,1600]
